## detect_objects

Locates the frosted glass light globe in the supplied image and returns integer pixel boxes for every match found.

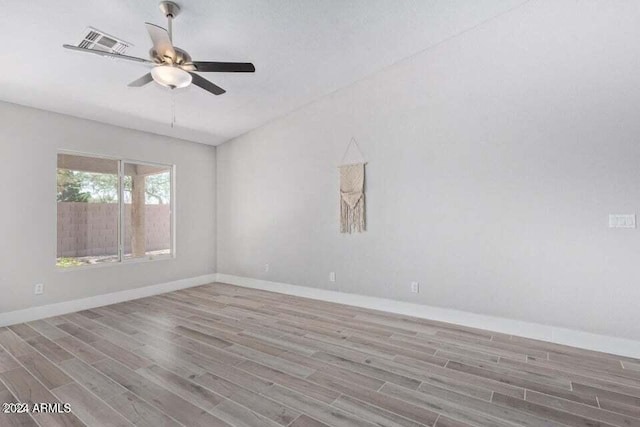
[151,65,192,89]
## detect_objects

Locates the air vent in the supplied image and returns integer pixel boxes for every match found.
[77,27,132,55]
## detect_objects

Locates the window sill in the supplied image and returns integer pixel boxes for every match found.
[56,254,176,272]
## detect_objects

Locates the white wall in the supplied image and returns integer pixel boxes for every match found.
[217,2,640,341]
[0,101,216,313]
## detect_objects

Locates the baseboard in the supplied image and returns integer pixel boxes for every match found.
[216,273,640,359]
[0,273,217,327]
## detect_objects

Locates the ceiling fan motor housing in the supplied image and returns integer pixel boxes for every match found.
[150,46,192,66]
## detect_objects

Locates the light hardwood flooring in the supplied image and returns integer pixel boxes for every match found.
[1,282,640,427]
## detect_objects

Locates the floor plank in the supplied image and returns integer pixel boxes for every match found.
[0,330,36,358]
[54,335,106,364]
[265,384,377,427]
[525,389,640,427]
[1,282,639,427]
[0,388,40,426]
[210,398,282,427]
[194,372,301,425]
[25,336,74,363]
[0,367,86,427]
[491,392,617,427]
[289,415,331,427]
[52,382,133,427]
[16,351,73,390]
[136,364,225,411]
[103,391,182,427]
[58,358,127,400]
[93,358,231,427]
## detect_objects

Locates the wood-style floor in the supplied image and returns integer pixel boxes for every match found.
[1,283,640,427]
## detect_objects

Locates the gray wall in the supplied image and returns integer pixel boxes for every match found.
[0,101,216,313]
[217,2,640,340]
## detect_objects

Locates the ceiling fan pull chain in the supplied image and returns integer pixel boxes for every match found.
[171,91,176,128]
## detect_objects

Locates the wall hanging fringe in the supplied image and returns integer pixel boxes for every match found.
[339,138,366,234]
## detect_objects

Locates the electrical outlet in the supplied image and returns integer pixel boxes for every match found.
[264,264,270,273]
[34,283,44,295]
[329,272,336,282]
[410,282,419,293]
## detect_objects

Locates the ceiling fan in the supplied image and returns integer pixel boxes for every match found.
[63,1,255,95]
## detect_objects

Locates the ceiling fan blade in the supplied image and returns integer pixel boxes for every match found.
[144,22,176,60]
[192,61,255,73]
[63,44,152,64]
[188,73,226,95]
[127,73,154,87]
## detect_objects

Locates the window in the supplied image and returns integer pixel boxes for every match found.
[122,162,173,260]
[57,153,173,268]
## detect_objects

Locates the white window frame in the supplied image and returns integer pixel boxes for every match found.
[56,150,176,270]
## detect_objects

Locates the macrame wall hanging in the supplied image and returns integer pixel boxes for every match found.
[339,138,367,234]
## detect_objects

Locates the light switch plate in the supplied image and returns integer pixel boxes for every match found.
[609,214,636,229]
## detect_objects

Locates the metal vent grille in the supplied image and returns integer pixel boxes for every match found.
[77,27,132,55]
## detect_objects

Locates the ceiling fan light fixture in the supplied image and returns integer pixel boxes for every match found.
[151,65,191,89]
[63,2,254,96]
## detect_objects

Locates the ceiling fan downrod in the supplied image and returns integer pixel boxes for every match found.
[159,1,180,42]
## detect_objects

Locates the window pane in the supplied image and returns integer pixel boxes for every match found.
[57,154,119,268]
[123,163,172,260]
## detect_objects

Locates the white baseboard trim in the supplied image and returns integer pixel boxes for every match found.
[216,274,640,359]
[0,273,217,327]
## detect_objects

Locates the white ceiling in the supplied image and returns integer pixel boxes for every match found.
[0,0,524,145]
